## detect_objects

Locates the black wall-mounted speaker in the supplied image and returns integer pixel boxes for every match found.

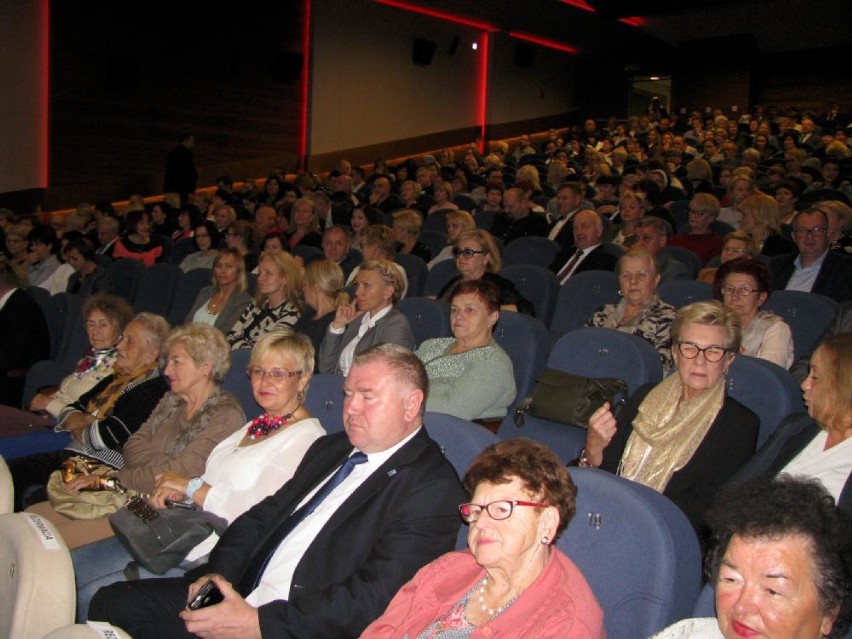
[412,38,437,66]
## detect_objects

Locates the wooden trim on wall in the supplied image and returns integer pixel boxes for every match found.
[308,111,573,173]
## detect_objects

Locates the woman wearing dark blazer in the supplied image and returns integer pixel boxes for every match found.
[319,259,414,375]
[579,301,759,531]
[185,248,252,333]
[728,333,852,516]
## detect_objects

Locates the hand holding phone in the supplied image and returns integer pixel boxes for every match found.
[186,580,224,610]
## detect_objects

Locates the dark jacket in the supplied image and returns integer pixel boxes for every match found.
[0,288,50,406]
[728,413,851,516]
[601,383,759,531]
[769,251,852,302]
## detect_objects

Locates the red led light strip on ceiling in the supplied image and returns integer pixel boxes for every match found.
[560,0,596,12]
[299,0,312,168]
[508,31,579,55]
[374,0,499,32]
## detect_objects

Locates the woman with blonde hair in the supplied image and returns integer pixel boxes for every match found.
[515,164,543,198]
[604,191,647,246]
[286,198,323,250]
[319,259,414,375]
[738,192,794,257]
[436,229,534,315]
[227,250,302,349]
[428,210,475,269]
[72,329,324,620]
[295,259,350,360]
[428,181,459,215]
[392,209,430,262]
[185,247,253,332]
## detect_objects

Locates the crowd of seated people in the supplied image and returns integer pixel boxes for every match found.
[1,103,851,638]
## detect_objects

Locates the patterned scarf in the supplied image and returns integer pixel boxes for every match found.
[618,372,725,492]
[85,362,158,419]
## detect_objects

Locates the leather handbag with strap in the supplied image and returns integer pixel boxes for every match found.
[109,496,229,575]
[513,368,629,429]
[45,455,129,520]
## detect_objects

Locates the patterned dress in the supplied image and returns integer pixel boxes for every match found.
[587,294,677,371]
[226,299,300,350]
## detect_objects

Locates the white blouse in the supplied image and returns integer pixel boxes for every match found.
[185,416,326,561]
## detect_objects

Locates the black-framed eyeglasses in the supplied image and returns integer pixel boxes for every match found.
[458,500,547,523]
[720,285,761,297]
[675,340,730,363]
[453,248,486,259]
[792,226,827,238]
[246,367,302,382]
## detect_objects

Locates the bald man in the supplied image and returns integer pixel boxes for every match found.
[548,210,617,284]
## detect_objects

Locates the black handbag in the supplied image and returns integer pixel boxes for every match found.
[109,497,229,575]
[513,368,628,428]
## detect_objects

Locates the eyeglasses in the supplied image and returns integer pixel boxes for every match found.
[722,246,745,255]
[246,367,302,381]
[720,285,761,297]
[675,340,730,363]
[689,209,711,216]
[458,500,548,523]
[453,248,486,259]
[792,226,827,238]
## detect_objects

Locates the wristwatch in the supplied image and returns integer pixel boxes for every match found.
[578,448,594,468]
[185,477,204,500]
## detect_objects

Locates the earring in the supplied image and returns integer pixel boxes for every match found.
[541,535,549,545]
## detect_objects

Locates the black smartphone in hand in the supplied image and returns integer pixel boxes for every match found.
[187,580,224,610]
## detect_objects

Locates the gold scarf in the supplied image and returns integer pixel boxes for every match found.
[618,372,725,492]
[85,363,157,419]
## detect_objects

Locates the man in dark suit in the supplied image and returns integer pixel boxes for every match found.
[547,181,584,252]
[489,187,549,246]
[322,225,361,280]
[90,344,465,639]
[770,208,852,302]
[549,210,617,285]
[0,258,50,406]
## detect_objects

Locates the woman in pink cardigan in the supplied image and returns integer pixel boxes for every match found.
[360,439,604,639]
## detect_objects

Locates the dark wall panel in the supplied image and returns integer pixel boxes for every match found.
[47,2,303,208]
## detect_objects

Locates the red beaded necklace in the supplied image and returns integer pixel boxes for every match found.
[247,408,299,440]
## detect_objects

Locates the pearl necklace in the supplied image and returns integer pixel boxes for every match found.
[477,577,518,618]
[246,408,298,440]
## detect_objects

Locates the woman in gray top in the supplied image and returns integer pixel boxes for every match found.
[319,259,414,375]
[416,279,515,423]
[185,248,252,333]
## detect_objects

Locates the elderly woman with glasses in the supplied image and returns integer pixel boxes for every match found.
[579,301,759,532]
[360,438,604,639]
[714,257,794,369]
[72,330,326,621]
[435,229,534,316]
